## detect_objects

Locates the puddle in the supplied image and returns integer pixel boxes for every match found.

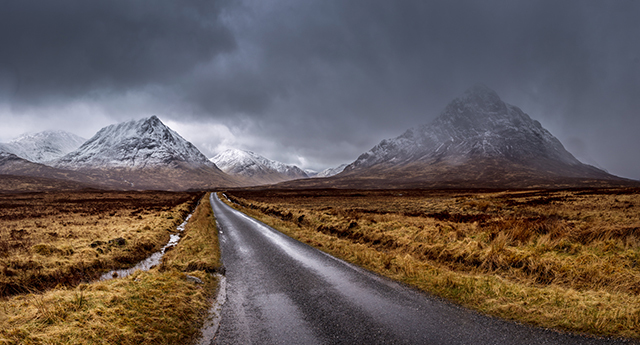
[197,273,226,345]
[99,213,193,281]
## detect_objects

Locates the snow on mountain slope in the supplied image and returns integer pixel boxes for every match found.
[348,84,583,170]
[54,116,216,170]
[211,149,308,184]
[304,169,318,177]
[0,130,86,163]
[316,164,348,177]
[340,84,616,186]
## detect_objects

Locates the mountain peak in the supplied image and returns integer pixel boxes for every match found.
[440,84,509,124]
[142,115,162,126]
[53,116,215,170]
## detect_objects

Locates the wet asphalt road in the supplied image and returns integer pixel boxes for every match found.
[209,193,635,345]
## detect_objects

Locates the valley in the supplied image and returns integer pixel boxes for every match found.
[0,87,637,343]
[1,2,637,343]
[221,188,640,339]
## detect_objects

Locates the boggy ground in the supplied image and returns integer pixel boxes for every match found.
[0,190,200,296]
[0,192,223,344]
[222,188,640,340]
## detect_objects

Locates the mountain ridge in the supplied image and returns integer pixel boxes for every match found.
[211,148,308,186]
[1,88,634,191]
[0,130,86,163]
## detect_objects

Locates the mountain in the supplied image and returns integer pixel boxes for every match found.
[51,116,239,190]
[0,130,86,163]
[304,169,319,177]
[54,116,214,169]
[211,148,308,185]
[271,84,632,190]
[333,84,625,188]
[316,164,348,178]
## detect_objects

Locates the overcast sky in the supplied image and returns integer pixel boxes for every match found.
[0,0,638,178]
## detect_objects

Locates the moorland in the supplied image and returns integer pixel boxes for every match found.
[0,191,223,344]
[222,187,640,339]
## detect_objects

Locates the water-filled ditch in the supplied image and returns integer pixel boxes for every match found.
[99,213,193,281]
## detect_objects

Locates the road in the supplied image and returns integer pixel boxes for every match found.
[208,193,633,345]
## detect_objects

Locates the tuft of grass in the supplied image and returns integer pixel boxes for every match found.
[0,192,222,345]
[220,189,640,340]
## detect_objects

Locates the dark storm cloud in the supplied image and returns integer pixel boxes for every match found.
[1,0,638,178]
[0,0,235,105]
[192,0,640,176]
[186,0,639,177]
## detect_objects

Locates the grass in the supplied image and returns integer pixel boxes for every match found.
[161,193,222,274]
[0,191,199,296]
[220,188,640,340]
[0,192,223,345]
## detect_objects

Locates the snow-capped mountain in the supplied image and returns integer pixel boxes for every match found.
[316,164,348,177]
[54,116,215,170]
[304,169,318,177]
[48,116,239,190]
[211,148,308,185]
[338,84,620,188]
[0,130,86,163]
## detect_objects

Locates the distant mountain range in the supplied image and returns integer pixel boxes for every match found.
[0,116,239,190]
[0,86,635,191]
[0,130,86,163]
[210,148,308,186]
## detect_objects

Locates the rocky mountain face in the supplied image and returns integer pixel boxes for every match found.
[0,130,86,163]
[336,84,623,188]
[316,164,348,178]
[211,148,308,185]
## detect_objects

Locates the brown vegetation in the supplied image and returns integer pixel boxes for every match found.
[0,174,91,193]
[222,188,640,339]
[0,192,222,345]
[0,190,200,296]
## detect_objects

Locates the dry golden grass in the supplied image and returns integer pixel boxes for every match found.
[0,192,222,345]
[0,191,200,296]
[221,188,640,340]
[161,194,223,274]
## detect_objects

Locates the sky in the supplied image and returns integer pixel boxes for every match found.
[0,0,638,179]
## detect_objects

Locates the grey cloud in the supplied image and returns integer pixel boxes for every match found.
[182,0,639,176]
[0,0,235,105]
